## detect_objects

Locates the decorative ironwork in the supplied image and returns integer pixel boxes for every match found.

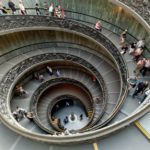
[31,78,96,133]
[0,16,127,84]
[0,53,107,124]
[0,15,127,75]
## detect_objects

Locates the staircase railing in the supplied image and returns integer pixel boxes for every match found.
[0,16,129,144]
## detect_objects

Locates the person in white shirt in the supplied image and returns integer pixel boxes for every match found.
[49,3,54,16]
[56,69,61,77]
[16,106,27,117]
[46,66,53,76]
[19,0,26,15]
[13,106,27,121]
[136,39,145,48]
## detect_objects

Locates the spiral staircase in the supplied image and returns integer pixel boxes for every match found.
[0,0,150,150]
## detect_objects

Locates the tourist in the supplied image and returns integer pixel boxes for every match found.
[46,66,53,76]
[15,84,28,97]
[140,59,150,76]
[70,112,75,121]
[2,6,8,14]
[48,3,54,16]
[26,111,35,121]
[13,106,27,121]
[51,116,55,122]
[63,116,68,124]
[66,101,70,107]
[95,97,101,104]
[139,88,150,104]
[133,58,146,76]
[19,0,26,15]
[56,69,61,77]
[120,44,129,55]
[127,76,139,89]
[54,6,62,18]
[80,114,83,120]
[132,81,149,98]
[12,111,20,122]
[120,29,127,45]
[58,5,62,17]
[35,3,41,15]
[16,106,27,118]
[132,47,143,62]
[33,72,44,82]
[61,7,65,18]
[136,39,145,48]
[8,0,16,14]
[0,4,8,15]
[129,42,136,54]
[58,118,64,129]
[64,129,70,135]
[95,21,102,31]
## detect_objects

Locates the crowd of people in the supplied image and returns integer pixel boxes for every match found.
[12,106,34,122]
[119,30,150,75]
[121,30,150,104]
[0,0,65,18]
[127,78,150,104]
[51,101,85,133]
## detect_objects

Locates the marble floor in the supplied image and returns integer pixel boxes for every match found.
[53,104,89,130]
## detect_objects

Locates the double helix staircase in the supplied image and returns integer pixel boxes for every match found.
[0,3,149,149]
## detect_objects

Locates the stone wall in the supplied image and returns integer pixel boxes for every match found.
[0,30,104,57]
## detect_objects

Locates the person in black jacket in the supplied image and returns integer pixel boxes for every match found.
[132,81,149,98]
[35,3,41,15]
[8,0,16,14]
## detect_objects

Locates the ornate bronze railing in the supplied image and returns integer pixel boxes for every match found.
[31,78,94,133]
[0,15,128,80]
[0,52,107,125]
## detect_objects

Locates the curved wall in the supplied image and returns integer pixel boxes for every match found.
[0,30,113,62]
